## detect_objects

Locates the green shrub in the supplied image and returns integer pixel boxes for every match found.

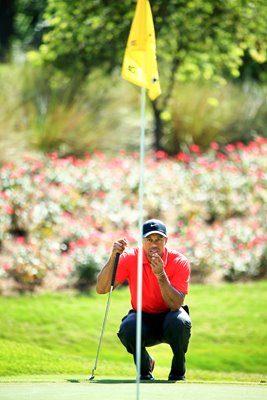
[164,82,267,152]
[1,63,267,159]
[69,250,100,291]
[6,241,58,293]
[0,64,139,162]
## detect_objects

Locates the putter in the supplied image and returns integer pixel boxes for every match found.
[88,252,120,381]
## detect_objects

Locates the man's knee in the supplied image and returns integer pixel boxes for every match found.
[117,312,137,347]
[163,308,191,339]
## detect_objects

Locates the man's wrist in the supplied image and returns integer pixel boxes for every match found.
[155,270,165,277]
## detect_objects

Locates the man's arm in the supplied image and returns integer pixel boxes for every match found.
[150,253,185,311]
[96,239,127,294]
[156,272,185,311]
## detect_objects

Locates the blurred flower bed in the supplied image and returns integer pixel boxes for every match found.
[0,137,266,293]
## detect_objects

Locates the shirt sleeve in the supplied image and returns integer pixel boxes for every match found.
[169,256,190,294]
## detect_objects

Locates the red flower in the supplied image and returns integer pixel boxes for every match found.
[48,152,59,160]
[68,242,76,252]
[15,237,26,244]
[155,150,168,159]
[94,150,106,159]
[255,136,267,144]
[4,205,14,215]
[0,191,8,199]
[176,152,191,163]
[67,264,74,272]
[210,142,219,151]
[236,142,246,150]
[75,238,87,247]
[216,152,227,161]
[256,171,265,179]
[189,144,201,154]
[98,191,107,199]
[2,263,11,271]
[226,144,235,153]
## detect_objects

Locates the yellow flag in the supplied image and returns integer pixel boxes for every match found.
[122,0,161,101]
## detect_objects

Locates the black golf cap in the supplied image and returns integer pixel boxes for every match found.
[143,219,167,238]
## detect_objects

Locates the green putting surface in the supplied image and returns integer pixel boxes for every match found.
[0,382,266,400]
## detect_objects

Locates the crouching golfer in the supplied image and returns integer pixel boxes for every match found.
[96,219,191,381]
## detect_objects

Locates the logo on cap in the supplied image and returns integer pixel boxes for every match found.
[143,219,167,238]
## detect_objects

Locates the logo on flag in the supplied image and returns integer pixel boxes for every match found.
[122,0,161,101]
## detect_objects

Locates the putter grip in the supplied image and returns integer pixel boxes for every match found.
[111,253,120,287]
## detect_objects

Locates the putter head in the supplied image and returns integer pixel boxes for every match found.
[88,368,95,380]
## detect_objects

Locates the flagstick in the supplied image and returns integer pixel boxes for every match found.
[136,86,146,400]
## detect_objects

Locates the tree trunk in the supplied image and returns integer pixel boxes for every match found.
[0,0,15,62]
[151,100,164,151]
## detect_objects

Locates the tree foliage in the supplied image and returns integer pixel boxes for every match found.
[36,0,267,81]
[0,0,47,60]
[29,0,267,149]
[14,0,47,49]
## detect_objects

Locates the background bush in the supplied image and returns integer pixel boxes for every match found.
[164,81,267,152]
[0,64,267,163]
[0,137,266,292]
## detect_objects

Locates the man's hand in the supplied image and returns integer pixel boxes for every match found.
[112,239,127,255]
[151,253,184,311]
[96,238,127,294]
[150,253,164,276]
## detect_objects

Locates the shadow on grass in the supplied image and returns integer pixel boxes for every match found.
[66,379,176,384]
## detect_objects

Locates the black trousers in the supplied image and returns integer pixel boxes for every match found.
[117,307,191,376]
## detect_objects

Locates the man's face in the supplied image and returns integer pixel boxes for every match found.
[143,233,167,262]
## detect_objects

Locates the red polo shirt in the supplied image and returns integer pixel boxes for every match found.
[115,247,190,313]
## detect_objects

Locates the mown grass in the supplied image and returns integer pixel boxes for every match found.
[0,282,266,383]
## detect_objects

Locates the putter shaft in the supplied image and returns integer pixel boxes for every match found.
[88,253,120,380]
